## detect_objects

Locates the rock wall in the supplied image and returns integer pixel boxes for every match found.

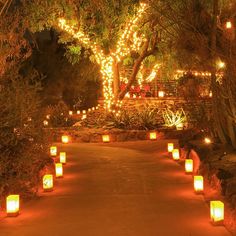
[99,97,212,128]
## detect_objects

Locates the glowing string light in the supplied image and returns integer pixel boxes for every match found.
[58,3,148,110]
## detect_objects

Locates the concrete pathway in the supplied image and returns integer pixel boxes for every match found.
[0,141,230,236]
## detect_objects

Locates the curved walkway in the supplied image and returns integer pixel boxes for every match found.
[0,141,230,236]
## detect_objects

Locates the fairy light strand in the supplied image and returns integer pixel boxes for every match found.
[58,3,148,110]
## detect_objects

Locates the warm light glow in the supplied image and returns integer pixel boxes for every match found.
[149,132,157,140]
[77,110,80,115]
[61,135,69,144]
[43,120,49,126]
[58,3,148,110]
[167,143,174,152]
[6,195,20,216]
[209,91,213,97]
[60,152,67,164]
[163,108,187,128]
[185,159,193,174]
[217,60,225,69]
[50,146,57,157]
[55,163,63,177]
[226,21,232,29]
[69,110,73,116]
[102,135,110,143]
[158,91,165,98]
[43,174,53,191]
[204,137,212,144]
[172,149,180,160]
[210,201,224,224]
[82,110,86,114]
[194,176,204,193]
[176,122,184,130]
[82,114,87,120]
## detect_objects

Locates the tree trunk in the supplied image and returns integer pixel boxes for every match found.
[113,59,120,99]
[118,39,155,100]
[210,0,228,144]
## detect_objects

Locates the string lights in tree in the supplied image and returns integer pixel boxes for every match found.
[57,3,148,110]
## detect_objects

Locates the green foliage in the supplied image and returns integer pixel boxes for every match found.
[64,45,82,65]
[105,110,139,130]
[137,105,160,130]
[123,56,134,66]
[0,67,52,199]
[83,105,163,130]
[46,102,76,127]
[143,55,156,67]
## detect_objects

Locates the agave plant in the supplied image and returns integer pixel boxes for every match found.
[137,105,160,130]
[162,108,187,128]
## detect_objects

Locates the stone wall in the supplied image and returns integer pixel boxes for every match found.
[46,127,165,143]
[99,97,212,128]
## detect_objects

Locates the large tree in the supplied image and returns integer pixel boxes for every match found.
[150,0,236,148]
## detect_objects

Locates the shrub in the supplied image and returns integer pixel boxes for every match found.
[46,101,77,127]
[136,105,160,130]
[0,68,52,199]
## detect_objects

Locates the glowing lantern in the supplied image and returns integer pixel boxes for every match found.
[204,137,212,144]
[194,176,204,193]
[6,195,20,216]
[176,123,184,130]
[209,91,213,97]
[217,60,225,69]
[102,135,110,143]
[50,146,57,157]
[82,110,86,114]
[61,135,69,144]
[88,108,91,112]
[60,152,66,164]
[43,120,49,126]
[92,107,95,111]
[149,132,157,140]
[82,114,87,120]
[55,163,63,177]
[167,143,174,152]
[77,110,81,115]
[158,91,165,98]
[210,201,224,224]
[43,174,53,192]
[46,114,50,119]
[185,159,193,174]
[226,21,232,29]
[69,110,73,116]
[172,149,180,161]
